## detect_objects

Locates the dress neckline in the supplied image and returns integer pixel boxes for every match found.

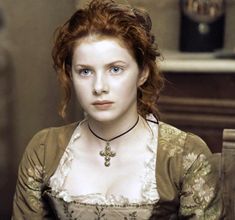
[49,115,160,205]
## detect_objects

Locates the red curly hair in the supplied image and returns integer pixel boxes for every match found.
[52,0,164,120]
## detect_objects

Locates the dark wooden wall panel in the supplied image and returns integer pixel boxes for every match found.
[159,71,235,153]
[0,48,15,219]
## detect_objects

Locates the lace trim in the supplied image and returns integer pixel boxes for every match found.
[49,116,159,205]
[142,119,158,202]
[49,119,84,201]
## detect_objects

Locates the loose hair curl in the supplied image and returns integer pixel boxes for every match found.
[52,0,164,120]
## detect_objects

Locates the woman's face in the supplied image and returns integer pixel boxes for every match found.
[71,37,146,123]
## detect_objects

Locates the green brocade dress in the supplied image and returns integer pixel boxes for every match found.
[12,120,223,219]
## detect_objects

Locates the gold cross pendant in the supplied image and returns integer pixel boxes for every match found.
[99,142,116,167]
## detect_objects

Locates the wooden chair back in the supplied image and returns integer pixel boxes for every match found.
[222,129,235,219]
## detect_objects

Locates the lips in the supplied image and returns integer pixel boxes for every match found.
[92,100,114,110]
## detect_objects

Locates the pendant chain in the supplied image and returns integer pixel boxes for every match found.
[88,116,139,167]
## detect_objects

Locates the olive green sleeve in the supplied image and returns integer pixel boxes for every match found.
[179,133,223,219]
[12,129,53,220]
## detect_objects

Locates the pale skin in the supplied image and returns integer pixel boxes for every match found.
[63,36,155,200]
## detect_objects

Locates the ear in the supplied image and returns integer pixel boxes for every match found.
[137,66,149,86]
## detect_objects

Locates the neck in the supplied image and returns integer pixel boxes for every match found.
[87,112,139,141]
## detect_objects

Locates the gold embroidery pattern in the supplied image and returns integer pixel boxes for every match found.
[180,154,218,219]
[26,164,45,211]
[47,192,153,220]
[62,202,146,220]
[183,152,198,171]
[124,211,137,220]
[94,206,107,220]
[159,123,220,219]
[159,123,186,157]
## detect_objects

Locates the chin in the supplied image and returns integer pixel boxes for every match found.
[87,111,121,123]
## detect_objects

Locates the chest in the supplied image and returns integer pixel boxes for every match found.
[62,142,154,200]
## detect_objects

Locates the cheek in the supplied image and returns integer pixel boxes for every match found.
[117,78,138,98]
[73,81,90,103]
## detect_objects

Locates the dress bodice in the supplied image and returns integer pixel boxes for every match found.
[12,119,223,219]
[44,190,155,220]
[47,117,159,219]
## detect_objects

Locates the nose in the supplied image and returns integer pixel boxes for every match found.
[92,72,109,95]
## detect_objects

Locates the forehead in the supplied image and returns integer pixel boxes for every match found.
[73,35,134,58]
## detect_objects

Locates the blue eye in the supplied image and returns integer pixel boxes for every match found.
[110,66,123,74]
[79,69,92,76]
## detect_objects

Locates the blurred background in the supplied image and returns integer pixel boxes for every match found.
[0,0,234,219]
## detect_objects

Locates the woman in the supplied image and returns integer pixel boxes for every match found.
[12,0,223,219]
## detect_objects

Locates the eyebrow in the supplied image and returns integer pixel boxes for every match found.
[74,60,127,68]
